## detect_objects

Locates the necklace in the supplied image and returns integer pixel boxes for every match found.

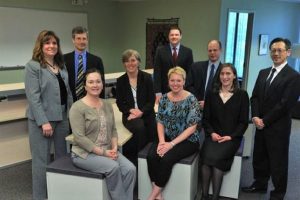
[46,61,57,70]
[220,90,233,103]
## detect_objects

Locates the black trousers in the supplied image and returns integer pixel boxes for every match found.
[146,140,198,187]
[122,115,157,166]
[252,129,290,199]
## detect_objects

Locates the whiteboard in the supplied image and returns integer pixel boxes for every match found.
[0,7,88,67]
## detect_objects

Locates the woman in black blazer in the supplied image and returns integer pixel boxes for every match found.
[116,49,157,166]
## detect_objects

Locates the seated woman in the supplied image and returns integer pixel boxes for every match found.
[146,66,201,200]
[116,49,157,166]
[200,63,249,200]
[69,68,136,200]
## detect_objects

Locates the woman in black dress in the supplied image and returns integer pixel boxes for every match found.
[200,63,249,200]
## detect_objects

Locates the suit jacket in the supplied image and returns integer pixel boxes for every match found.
[64,51,105,101]
[116,70,155,120]
[185,61,222,101]
[153,44,193,94]
[24,60,73,126]
[251,64,300,135]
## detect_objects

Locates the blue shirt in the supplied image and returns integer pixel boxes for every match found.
[74,50,87,83]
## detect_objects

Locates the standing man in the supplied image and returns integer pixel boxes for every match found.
[185,40,222,110]
[242,38,300,200]
[153,26,193,103]
[64,26,105,101]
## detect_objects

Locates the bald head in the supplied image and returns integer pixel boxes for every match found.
[207,40,222,62]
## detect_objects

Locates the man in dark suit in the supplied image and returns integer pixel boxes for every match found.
[153,26,193,103]
[64,26,105,101]
[185,40,222,109]
[242,38,300,200]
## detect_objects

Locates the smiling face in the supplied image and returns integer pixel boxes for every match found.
[84,72,103,97]
[220,66,236,89]
[168,72,185,93]
[124,55,139,74]
[168,29,182,47]
[73,33,88,52]
[42,37,58,59]
[270,41,291,67]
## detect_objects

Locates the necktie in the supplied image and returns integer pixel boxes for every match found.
[75,55,84,99]
[172,47,177,64]
[265,68,276,94]
[205,64,215,93]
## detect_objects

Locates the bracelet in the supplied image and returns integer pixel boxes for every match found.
[170,141,175,147]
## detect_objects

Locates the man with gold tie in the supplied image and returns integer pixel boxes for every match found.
[64,26,105,101]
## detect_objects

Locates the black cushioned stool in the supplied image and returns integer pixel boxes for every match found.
[46,155,111,200]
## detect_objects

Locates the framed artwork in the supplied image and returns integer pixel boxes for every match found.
[258,34,269,55]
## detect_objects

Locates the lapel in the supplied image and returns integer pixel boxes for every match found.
[268,65,287,91]
[124,73,135,106]
[165,45,174,65]
[176,46,183,65]
[202,61,209,83]
[86,52,90,69]
[68,51,76,85]
[264,65,288,98]
[136,70,143,104]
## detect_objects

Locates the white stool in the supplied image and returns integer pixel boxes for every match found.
[46,155,111,200]
[138,143,199,200]
[209,140,244,199]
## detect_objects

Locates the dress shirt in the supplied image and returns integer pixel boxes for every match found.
[268,61,287,83]
[170,43,180,56]
[205,60,220,89]
[74,50,87,83]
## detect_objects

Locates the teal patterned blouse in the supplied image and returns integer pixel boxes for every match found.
[156,93,202,143]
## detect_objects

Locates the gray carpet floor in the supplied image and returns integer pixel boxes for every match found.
[0,119,299,200]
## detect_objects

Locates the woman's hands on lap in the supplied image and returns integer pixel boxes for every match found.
[211,132,231,143]
[156,142,173,157]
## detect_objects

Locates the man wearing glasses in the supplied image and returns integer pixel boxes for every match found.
[242,38,300,200]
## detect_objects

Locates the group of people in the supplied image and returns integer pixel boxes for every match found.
[25,27,136,200]
[24,25,299,200]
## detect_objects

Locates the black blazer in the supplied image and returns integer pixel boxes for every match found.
[153,44,193,94]
[116,70,155,119]
[64,51,105,101]
[251,64,300,134]
[185,61,222,101]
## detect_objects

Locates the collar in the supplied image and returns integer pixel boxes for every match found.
[208,60,221,68]
[170,43,180,51]
[271,61,287,73]
[75,50,87,58]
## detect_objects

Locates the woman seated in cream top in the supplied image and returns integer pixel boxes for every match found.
[69,68,136,200]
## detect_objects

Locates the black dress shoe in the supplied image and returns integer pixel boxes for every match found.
[242,185,267,193]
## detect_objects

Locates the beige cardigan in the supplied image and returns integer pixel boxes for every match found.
[69,99,118,159]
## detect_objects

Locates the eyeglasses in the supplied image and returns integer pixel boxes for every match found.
[270,49,287,54]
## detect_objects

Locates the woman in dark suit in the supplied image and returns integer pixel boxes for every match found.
[200,63,249,200]
[116,49,156,166]
[24,30,73,200]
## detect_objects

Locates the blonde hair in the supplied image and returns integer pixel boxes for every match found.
[167,66,186,80]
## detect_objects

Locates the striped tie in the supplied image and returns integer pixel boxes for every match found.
[75,55,85,99]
